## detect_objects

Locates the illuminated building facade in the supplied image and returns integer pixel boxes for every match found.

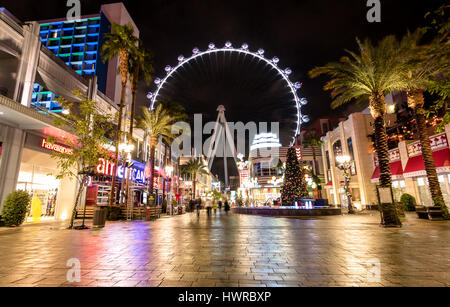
[321,110,450,210]
[31,3,139,113]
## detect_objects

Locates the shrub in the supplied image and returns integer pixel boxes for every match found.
[400,193,416,211]
[433,197,449,220]
[107,205,122,221]
[1,190,31,227]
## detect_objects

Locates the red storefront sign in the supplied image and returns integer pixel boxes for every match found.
[41,138,74,155]
[96,157,116,176]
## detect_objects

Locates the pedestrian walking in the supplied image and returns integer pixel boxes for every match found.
[218,200,222,211]
[213,201,218,215]
[196,202,200,217]
[224,200,230,214]
[205,198,212,216]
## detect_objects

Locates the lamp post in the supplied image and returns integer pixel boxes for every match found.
[165,164,174,214]
[119,142,135,207]
[336,155,355,214]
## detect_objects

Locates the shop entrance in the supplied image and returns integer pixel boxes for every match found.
[16,148,60,221]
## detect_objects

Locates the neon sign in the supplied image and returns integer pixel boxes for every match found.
[96,158,145,183]
[41,138,73,155]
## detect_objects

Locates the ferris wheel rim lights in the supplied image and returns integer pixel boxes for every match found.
[146,42,309,141]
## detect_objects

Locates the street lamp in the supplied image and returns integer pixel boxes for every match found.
[119,142,135,207]
[165,164,174,215]
[336,154,355,214]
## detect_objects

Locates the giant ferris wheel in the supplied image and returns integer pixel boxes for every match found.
[146,41,309,143]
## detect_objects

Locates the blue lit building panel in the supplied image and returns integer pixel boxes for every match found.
[32,15,110,113]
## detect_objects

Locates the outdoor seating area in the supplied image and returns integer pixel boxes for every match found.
[76,205,162,221]
[415,206,445,221]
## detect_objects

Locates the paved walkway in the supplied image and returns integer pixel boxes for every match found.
[0,210,449,287]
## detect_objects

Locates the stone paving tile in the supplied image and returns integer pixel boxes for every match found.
[0,211,449,287]
[113,280,142,287]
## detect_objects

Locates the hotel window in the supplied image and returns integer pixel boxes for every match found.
[322,122,329,134]
[333,140,342,167]
[325,151,330,170]
[417,177,427,186]
[347,138,354,161]
[347,137,357,175]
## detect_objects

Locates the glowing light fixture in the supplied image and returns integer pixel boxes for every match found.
[250,133,282,151]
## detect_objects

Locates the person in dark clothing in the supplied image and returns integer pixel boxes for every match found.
[224,200,230,214]
[218,200,222,211]
[195,200,201,217]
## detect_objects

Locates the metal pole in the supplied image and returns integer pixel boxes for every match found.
[344,166,354,214]
[222,122,229,187]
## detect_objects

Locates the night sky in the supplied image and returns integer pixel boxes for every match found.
[2,0,445,180]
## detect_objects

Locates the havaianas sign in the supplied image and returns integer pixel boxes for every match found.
[41,138,74,155]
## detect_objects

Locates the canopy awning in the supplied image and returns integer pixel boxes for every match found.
[403,148,450,178]
[371,160,404,183]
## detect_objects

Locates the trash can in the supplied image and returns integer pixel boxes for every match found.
[93,206,108,228]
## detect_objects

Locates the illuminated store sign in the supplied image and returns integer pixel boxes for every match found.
[96,158,145,183]
[41,138,74,155]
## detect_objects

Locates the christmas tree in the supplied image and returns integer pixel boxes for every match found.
[281,146,308,205]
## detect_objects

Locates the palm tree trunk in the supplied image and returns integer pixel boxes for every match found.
[69,175,87,229]
[373,116,392,188]
[370,93,401,226]
[311,146,317,176]
[408,89,448,217]
[108,83,126,206]
[149,136,157,197]
[168,142,173,202]
[109,50,128,207]
[193,173,197,200]
[124,71,139,208]
[311,146,322,199]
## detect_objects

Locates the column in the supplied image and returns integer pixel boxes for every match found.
[398,141,420,202]
[0,126,25,207]
[54,171,79,221]
[13,21,41,107]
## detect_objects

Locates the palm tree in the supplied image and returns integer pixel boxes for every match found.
[155,100,187,203]
[302,131,324,199]
[101,23,138,206]
[137,104,175,196]
[396,29,449,217]
[309,36,409,226]
[124,41,154,205]
[180,158,209,200]
[128,41,154,142]
[302,131,324,176]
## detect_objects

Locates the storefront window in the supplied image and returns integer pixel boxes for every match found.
[438,175,450,208]
[416,177,432,206]
[16,163,60,219]
[325,151,330,170]
[392,180,406,202]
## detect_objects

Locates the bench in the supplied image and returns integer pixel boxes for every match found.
[75,206,94,219]
[415,206,444,221]
[146,206,162,220]
[119,206,161,220]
